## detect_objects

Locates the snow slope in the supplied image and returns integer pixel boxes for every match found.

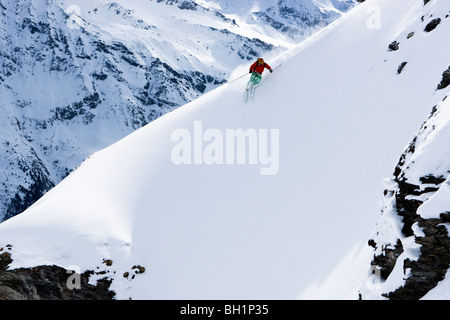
[0,0,356,221]
[0,0,449,299]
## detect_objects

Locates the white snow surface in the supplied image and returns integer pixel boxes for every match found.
[1,0,450,299]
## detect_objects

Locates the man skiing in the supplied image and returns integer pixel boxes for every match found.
[245,58,273,101]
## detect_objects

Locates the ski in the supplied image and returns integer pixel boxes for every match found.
[244,83,257,102]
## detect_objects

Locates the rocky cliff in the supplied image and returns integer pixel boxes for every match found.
[368,92,450,299]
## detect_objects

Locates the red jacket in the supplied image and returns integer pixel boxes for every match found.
[250,61,272,74]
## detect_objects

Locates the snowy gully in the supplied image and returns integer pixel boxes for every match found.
[171,121,279,175]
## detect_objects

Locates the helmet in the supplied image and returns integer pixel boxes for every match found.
[257,58,264,64]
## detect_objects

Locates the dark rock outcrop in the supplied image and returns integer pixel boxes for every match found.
[437,66,450,90]
[384,212,450,300]
[424,18,441,32]
[0,247,115,300]
[371,239,404,280]
[388,40,399,51]
[397,61,408,74]
[368,95,450,300]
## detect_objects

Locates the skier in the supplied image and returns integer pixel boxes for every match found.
[245,58,273,101]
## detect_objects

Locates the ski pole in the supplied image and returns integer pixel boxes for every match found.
[227,73,248,84]
[272,64,281,71]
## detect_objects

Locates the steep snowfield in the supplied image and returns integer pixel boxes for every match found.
[0,0,449,299]
[0,0,356,221]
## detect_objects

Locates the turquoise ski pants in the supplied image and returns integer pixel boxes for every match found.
[247,73,262,88]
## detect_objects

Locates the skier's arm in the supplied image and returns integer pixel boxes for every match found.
[249,62,257,73]
[265,63,273,73]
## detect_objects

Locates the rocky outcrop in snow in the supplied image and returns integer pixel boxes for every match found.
[0,245,115,300]
[368,93,450,299]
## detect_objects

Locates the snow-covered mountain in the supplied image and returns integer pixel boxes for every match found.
[297,0,450,300]
[1,0,449,300]
[0,0,357,222]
